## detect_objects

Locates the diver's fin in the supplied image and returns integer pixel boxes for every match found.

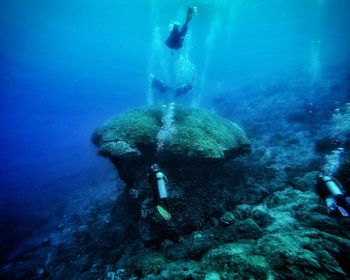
[157,205,172,221]
[186,7,194,23]
[337,206,349,217]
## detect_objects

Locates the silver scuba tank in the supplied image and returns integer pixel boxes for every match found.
[323,176,343,196]
[156,171,168,199]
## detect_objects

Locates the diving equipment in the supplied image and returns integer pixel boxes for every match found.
[156,171,168,199]
[321,176,343,196]
[150,164,168,200]
[149,164,171,221]
[316,173,350,217]
[157,205,172,221]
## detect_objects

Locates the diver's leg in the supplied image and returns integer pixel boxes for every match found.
[325,197,338,216]
[180,23,188,37]
[186,7,194,23]
[180,7,193,37]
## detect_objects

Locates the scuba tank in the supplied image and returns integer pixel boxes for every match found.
[156,171,168,199]
[149,164,169,201]
[320,176,343,197]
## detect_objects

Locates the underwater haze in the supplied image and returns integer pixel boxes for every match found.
[1,0,350,279]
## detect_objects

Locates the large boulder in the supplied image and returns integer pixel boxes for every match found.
[91,105,251,239]
[92,105,251,185]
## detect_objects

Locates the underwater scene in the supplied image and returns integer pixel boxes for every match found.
[1,0,350,279]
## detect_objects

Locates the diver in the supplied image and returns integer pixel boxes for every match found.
[316,172,350,217]
[175,81,193,98]
[150,74,171,93]
[148,164,172,221]
[165,7,195,51]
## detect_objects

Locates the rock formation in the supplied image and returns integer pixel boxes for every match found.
[91,105,251,239]
[92,105,251,186]
[20,103,349,280]
[85,106,350,279]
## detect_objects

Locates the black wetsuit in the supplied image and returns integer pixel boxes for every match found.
[148,171,160,204]
[152,77,170,93]
[165,24,188,50]
[175,82,193,97]
[165,8,193,50]
[316,176,346,199]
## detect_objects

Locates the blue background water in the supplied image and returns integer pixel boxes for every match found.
[1,0,350,259]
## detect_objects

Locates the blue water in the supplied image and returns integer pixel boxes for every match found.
[1,0,350,275]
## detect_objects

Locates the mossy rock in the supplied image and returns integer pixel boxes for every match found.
[202,241,270,279]
[139,252,167,276]
[92,105,250,162]
[255,230,350,279]
[92,107,160,158]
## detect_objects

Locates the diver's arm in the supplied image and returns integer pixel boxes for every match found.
[163,174,168,183]
[180,23,188,37]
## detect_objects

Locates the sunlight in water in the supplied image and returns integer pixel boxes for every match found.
[197,10,221,106]
[309,40,321,82]
[148,26,171,105]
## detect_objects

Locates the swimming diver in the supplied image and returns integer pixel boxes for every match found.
[148,164,172,221]
[165,7,195,50]
[150,74,171,93]
[175,81,193,98]
[316,172,350,217]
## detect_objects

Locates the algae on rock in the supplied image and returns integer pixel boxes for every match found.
[92,105,251,186]
[92,106,250,162]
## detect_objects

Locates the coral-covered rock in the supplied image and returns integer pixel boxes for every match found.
[202,241,270,279]
[292,171,318,191]
[90,106,252,245]
[250,205,274,228]
[220,211,235,225]
[93,106,250,161]
[235,218,263,239]
[233,204,252,220]
[255,230,350,279]
[92,105,251,185]
[157,261,203,280]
